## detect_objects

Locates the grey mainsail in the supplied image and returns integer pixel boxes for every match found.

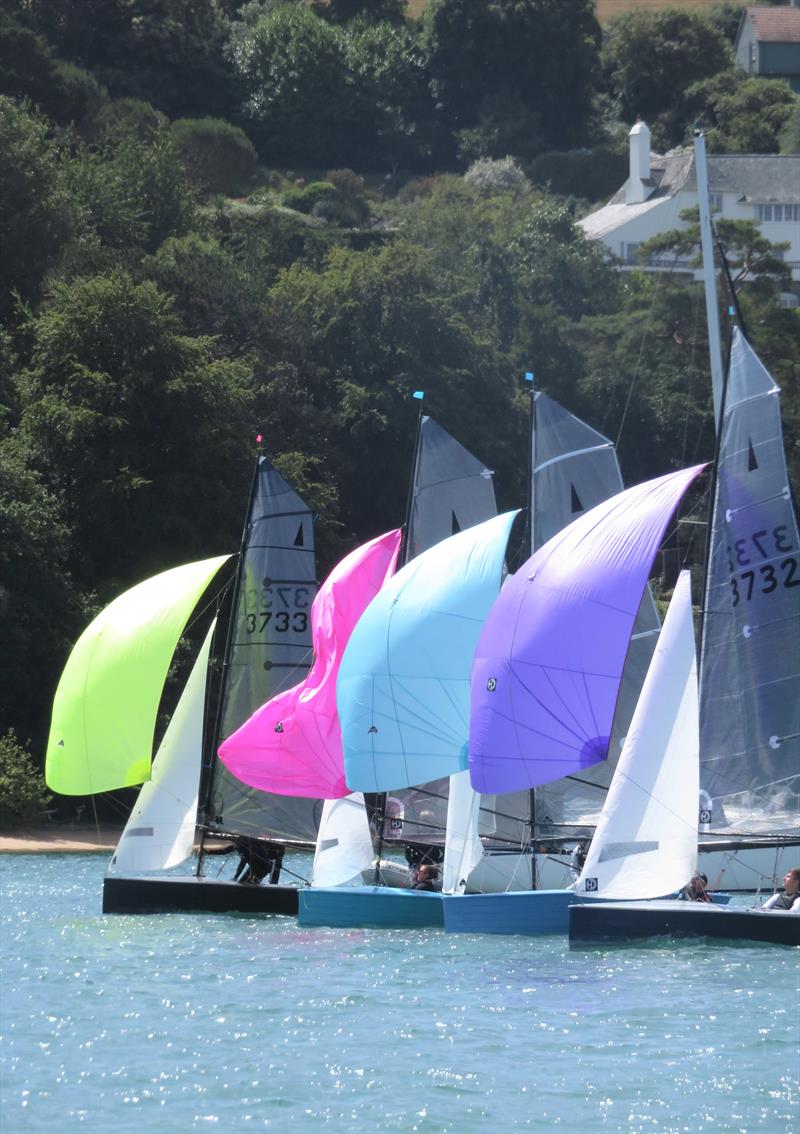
[204,455,320,842]
[699,328,800,837]
[407,416,498,560]
[530,392,662,836]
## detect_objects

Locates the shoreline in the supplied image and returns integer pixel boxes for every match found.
[0,824,123,854]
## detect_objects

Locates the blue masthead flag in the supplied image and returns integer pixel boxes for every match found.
[524,372,534,384]
[412,390,424,400]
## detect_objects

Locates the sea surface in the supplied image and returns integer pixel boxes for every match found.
[1,853,798,1134]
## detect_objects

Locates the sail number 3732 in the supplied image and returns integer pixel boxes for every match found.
[728,525,798,606]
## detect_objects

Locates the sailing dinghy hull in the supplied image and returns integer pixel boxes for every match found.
[569,900,800,947]
[441,890,578,936]
[102,874,299,916]
[297,886,443,929]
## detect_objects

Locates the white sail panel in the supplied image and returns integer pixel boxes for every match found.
[574,571,699,900]
[311,794,375,888]
[108,621,217,874]
[442,770,483,895]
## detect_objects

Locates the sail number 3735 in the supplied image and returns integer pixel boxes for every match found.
[728,525,798,606]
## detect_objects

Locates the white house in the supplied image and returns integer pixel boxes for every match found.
[578,121,800,298]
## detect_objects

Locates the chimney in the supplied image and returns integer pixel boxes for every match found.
[626,119,651,205]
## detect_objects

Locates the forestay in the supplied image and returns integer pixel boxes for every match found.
[45,555,230,796]
[574,571,699,900]
[339,510,520,793]
[699,328,800,836]
[218,529,401,800]
[469,464,706,795]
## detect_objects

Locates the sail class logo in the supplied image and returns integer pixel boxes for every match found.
[486,677,497,692]
[585,877,598,892]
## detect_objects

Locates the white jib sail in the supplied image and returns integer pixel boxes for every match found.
[311,793,375,888]
[108,620,216,874]
[443,769,484,894]
[575,570,699,900]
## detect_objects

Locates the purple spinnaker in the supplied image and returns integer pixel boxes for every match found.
[469,464,706,794]
[218,529,401,799]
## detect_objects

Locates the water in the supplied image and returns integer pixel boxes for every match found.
[1,854,797,1134]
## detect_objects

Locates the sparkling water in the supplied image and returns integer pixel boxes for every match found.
[1,853,797,1133]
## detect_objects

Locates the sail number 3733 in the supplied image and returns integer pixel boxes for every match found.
[728,525,798,606]
[245,585,312,633]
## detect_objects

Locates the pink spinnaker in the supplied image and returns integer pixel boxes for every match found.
[219,528,401,799]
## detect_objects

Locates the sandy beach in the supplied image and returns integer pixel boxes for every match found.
[0,824,123,854]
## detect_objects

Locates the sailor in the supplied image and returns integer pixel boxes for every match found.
[677,871,713,902]
[762,868,800,912]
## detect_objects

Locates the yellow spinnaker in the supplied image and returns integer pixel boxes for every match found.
[45,555,231,795]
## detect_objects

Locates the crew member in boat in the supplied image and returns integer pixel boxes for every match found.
[677,872,712,902]
[411,864,440,892]
[762,868,800,912]
[205,836,285,885]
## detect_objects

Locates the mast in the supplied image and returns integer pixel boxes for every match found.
[525,371,537,890]
[372,393,426,883]
[694,129,726,427]
[196,448,262,872]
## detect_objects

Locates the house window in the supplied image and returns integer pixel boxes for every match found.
[755,204,800,222]
[622,242,640,263]
[709,192,723,212]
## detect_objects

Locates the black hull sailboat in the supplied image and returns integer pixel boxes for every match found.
[569,900,800,948]
[102,874,300,916]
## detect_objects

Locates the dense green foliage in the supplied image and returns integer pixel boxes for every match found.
[0,731,52,826]
[0,0,797,805]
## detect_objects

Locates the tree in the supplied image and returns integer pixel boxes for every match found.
[0,96,74,320]
[0,731,52,826]
[0,10,105,127]
[263,240,521,546]
[22,0,237,120]
[228,4,365,166]
[684,71,796,154]
[16,270,255,589]
[601,9,731,149]
[311,0,407,24]
[64,110,196,258]
[421,0,601,163]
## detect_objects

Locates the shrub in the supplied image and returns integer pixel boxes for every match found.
[282,180,340,215]
[0,730,51,828]
[171,117,257,197]
[528,148,628,205]
[464,156,529,196]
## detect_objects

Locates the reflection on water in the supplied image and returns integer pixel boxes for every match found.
[1,853,797,1133]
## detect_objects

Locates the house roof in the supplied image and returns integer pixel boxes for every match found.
[579,152,800,239]
[740,6,800,45]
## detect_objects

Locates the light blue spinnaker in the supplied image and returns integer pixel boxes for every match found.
[339,510,520,794]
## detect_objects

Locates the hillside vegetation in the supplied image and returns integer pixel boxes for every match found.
[1,0,798,795]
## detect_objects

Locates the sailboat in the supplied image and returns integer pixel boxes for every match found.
[466,388,663,894]
[567,572,798,947]
[297,508,520,928]
[439,463,706,934]
[46,449,322,915]
[690,130,800,891]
